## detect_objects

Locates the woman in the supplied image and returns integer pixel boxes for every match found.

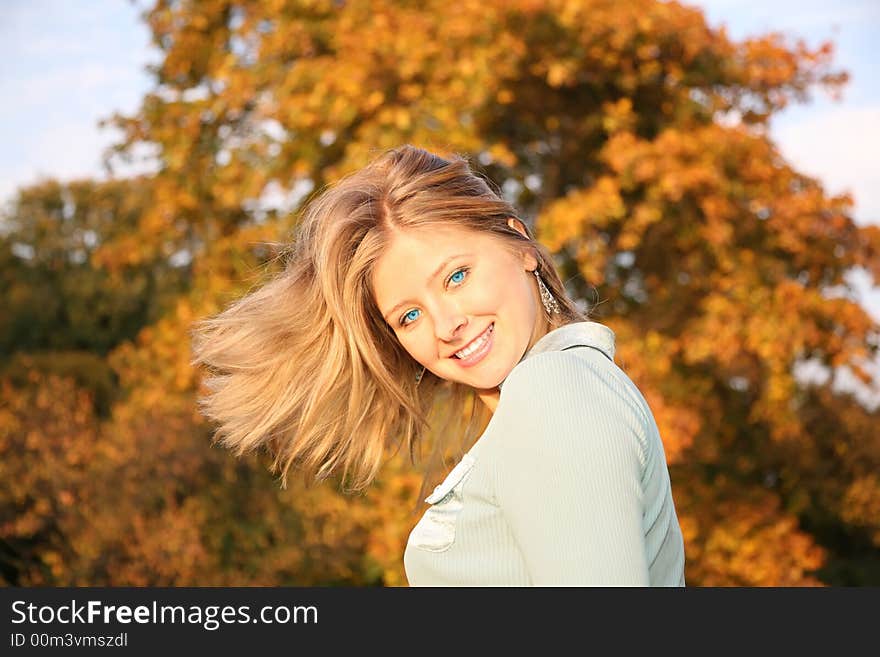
[191,144,685,586]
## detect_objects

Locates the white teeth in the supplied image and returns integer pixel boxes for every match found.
[455,324,493,359]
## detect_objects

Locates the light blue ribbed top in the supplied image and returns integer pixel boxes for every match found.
[403,320,686,586]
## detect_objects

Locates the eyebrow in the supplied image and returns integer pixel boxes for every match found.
[382,252,474,321]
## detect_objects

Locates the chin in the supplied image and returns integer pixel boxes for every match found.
[469,366,509,391]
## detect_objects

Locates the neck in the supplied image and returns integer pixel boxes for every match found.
[530,313,552,351]
[478,314,554,416]
[477,387,500,415]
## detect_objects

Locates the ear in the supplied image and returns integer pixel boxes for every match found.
[506,217,539,272]
[507,217,529,239]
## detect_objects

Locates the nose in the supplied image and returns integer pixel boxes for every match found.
[434,301,467,343]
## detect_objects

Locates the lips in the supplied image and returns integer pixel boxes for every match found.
[451,323,494,360]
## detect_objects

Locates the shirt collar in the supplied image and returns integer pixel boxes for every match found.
[497,321,616,390]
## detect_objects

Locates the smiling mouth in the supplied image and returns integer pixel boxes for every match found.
[451,323,494,360]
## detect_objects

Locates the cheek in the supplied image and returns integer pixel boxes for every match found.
[501,272,534,315]
[397,330,431,361]
[469,269,511,308]
[466,268,532,318]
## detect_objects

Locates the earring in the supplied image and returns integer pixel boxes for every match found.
[533,268,561,314]
[415,365,426,385]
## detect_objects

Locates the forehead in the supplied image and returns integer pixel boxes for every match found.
[382,224,491,255]
[371,225,506,302]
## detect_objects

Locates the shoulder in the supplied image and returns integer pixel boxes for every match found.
[501,348,617,403]
[491,348,649,464]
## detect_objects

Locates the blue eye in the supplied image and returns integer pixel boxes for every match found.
[449,268,467,285]
[397,267,470,328]
[400,308,420,326]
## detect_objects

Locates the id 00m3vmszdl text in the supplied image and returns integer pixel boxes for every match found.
[11,632,127,648]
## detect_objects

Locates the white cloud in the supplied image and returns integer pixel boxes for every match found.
[693,0,880,35]
[845,267,880,325]
[2,63,141,114]
[14,36,93,58]
[0,119,111,196]
[772,105,880,226]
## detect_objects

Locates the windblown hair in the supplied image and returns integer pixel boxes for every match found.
[190,144,589,505]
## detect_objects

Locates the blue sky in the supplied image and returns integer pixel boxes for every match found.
[0,1,157,202]
[1,0,877,221]
[1,0,878,324]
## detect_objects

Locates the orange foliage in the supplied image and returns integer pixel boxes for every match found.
[3,0,877,586]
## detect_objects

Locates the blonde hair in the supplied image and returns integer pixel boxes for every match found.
[190,144,589,506]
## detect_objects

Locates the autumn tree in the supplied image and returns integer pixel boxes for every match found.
[4,0,879,585]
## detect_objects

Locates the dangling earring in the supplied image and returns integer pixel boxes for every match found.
[533,268,561,314]
[415,365,426,385]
